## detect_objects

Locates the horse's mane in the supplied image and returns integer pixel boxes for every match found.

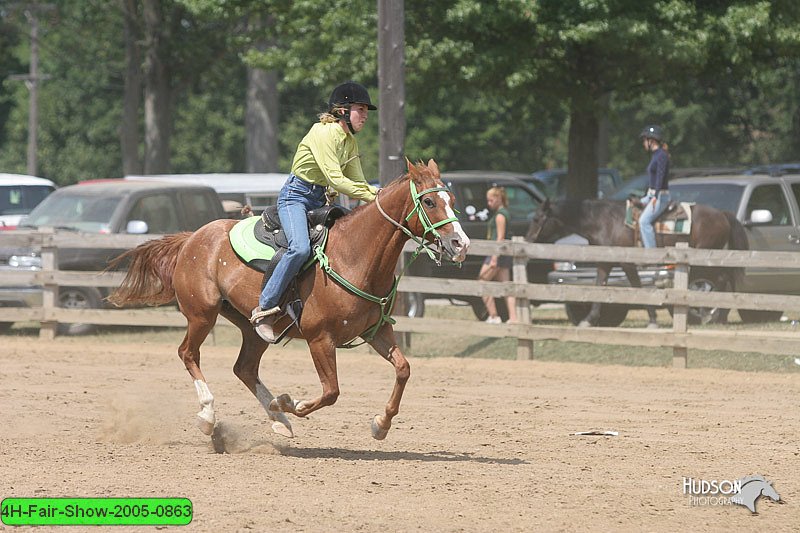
[339,162,432,219]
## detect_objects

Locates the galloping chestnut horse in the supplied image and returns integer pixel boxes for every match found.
[525,198,748,327]
[108,160,469,442]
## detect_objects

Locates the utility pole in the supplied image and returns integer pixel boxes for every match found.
[8,3,52,176]
[378,0,409,346]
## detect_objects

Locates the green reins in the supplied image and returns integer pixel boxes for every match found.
[311,180,459,347]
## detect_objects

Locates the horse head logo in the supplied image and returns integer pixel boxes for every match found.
[730,475,781,514]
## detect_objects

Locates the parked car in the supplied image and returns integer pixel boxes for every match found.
[0,174,57,230]
[0,180,226,334]
[530,168,623,199]
[404,171,546,320]
[125,172,286,215]
[550,172,800,324]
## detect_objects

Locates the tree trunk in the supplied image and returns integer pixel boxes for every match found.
[566,101,599,200]
[596,93,610,169]
[378,0,405,185]
[121,0,142,176]
[245,67,279,172]
[142,0,171,174]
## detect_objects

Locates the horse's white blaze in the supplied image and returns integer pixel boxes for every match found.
[193,379,215,427]
[438,190,470,259]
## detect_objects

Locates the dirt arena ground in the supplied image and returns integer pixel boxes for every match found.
[1,336,798,532]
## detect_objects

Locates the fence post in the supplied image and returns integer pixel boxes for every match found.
[672,242,689,368]
[39,227,58,340]
[512,236,533,360]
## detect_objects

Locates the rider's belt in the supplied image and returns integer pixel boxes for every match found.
[290,174,327,192]
[647,188,669,195]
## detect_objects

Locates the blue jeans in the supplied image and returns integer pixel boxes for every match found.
[639,191,670,248]
[259,175,326,309]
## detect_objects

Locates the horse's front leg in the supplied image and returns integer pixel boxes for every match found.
[367,325,410,440]
[268,336,340,419]
[581,263,612,327]
[621,263,658,328]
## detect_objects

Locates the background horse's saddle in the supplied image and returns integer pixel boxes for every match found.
[625,197,694,236]
[229,204,350,274]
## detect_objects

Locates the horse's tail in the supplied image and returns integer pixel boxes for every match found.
[106,232,192,307]
[725,211,749,290]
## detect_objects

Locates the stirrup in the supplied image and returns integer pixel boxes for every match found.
[250,306,281,325]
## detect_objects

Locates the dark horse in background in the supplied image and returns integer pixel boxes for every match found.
[107,160,469,447]
[525,198,749,327]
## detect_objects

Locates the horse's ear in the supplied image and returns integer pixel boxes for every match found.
[406,157,417,177]
[426,159,440,176]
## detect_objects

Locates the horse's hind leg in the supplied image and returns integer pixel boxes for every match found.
[367,325,410,440]
[219,302,294,438]
[177,304,220,436]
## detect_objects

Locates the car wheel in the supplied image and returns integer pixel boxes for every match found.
[57,287,103,335]
[565,302,628,327]
[405,292,425,318]
[737,309,783,323]
[669,269,728,325]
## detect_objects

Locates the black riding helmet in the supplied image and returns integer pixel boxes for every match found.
[639,124,664,142]
[328,81,376,134]
[328,81,377,111]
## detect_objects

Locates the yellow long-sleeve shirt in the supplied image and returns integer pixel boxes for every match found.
[290,121,378,202]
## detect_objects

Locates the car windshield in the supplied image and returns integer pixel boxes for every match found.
[669,183,745,213]
[23,193,123,232]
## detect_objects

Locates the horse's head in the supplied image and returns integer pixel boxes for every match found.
[525,198,565,243]
[401,159,470,263]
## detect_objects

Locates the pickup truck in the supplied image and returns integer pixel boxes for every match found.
[549,171,800,325]
[0,180,226,334]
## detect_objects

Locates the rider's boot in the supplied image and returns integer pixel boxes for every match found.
[250,306,281,343]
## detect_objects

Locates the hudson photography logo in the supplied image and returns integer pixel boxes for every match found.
[683,475,782,514]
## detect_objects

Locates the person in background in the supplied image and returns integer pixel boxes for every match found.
[250,81,378,342]
[638,124,670,248]
[477,186,518,324]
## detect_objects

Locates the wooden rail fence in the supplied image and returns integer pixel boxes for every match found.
[1,229,799,368]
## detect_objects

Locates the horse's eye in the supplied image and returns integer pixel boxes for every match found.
[423,197,436,208]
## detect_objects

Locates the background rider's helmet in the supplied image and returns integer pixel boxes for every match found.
[639,124,664,142]
[328,81,377,111]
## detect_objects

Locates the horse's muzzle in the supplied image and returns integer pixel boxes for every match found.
[442,230,470,263]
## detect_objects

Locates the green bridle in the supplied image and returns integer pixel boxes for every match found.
[311,179,460,347]
[378,180,460,265]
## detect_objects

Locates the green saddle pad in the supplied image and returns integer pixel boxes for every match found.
[229,216,276,263]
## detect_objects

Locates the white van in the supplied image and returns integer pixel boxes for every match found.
[124,173,286,215]
[0,173,57,230]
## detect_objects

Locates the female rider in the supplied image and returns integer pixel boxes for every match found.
[638,124,670,248]
[250,81,378,342]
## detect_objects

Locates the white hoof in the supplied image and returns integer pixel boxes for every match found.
[578,320,592,328]
[646,322,660,329]
[197,415,215,436]
[271,421,294,438]
[371,415,389,440]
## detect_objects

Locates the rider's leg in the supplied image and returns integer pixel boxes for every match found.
[639,192,670,248]
[253,178,324,340]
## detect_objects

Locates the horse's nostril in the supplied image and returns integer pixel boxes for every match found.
[451,238,462,250]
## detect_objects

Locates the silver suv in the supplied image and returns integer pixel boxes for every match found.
[549,171,800,324]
